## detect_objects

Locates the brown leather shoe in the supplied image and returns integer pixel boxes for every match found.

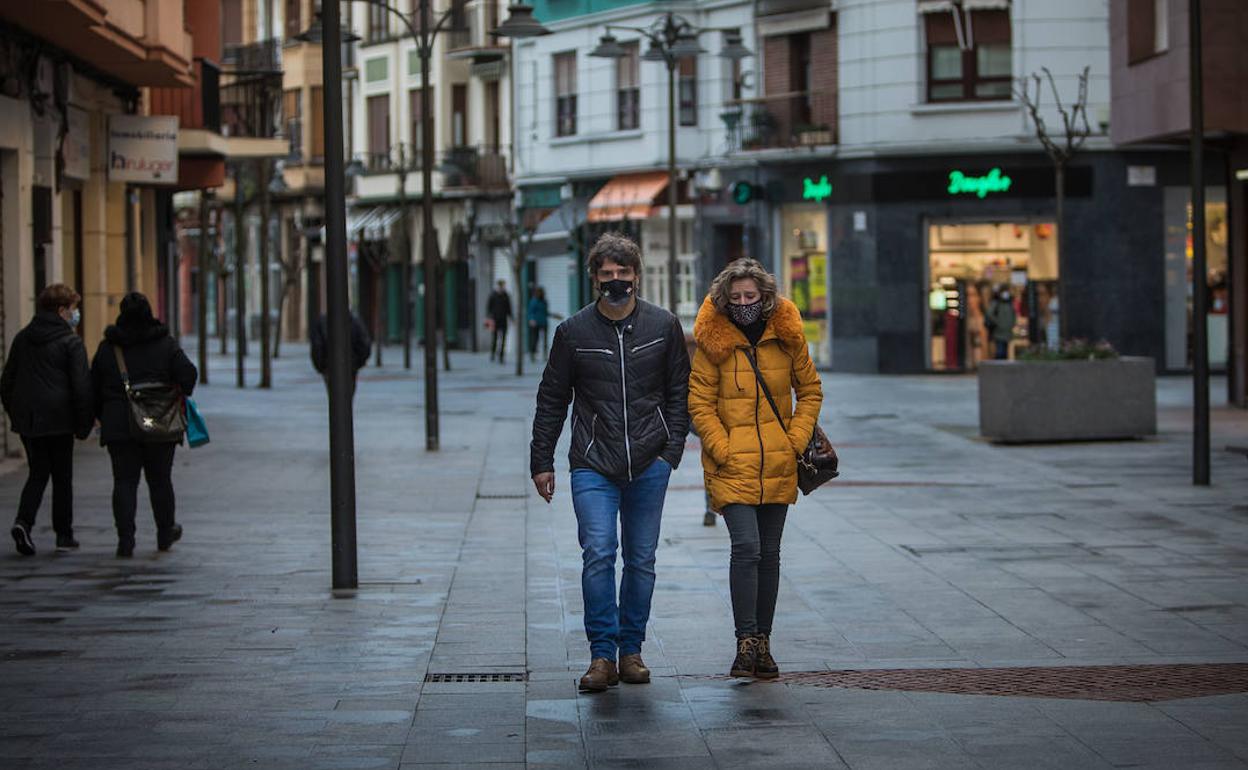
[753,635,779,680]
[618,653,650,684]
[578,658,619,692]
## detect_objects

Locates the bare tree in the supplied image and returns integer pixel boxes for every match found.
[272,233,304,359]
[1014,66,1092,340]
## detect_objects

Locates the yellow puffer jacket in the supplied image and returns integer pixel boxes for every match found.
[689,295,823,511]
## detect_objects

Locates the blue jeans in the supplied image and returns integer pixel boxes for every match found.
[571,458,672,661]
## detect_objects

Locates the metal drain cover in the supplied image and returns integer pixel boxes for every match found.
[425,672,527,683]
[777,663,1248,702]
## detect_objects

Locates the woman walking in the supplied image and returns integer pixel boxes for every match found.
[92,293,197,557]
[2,285,93,555]
[688,259,823,678]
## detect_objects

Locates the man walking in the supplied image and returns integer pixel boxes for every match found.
[309,312,372,397]
[486,280,512,364]
[530,232,690,693]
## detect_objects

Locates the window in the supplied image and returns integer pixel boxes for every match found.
[1129,0,1169,63]
[284,0,301,40]
[283,89,302,162]
[678,57,698,126]
[409,87,434,161]
[486,81,500,149]
[790,32,813,123]
[925,7,1012,102]
[367,94,390,169]
[310,86,325,162]
[731,56,744,102]
[452,84,468,147]
[368,3,389,42]
[617,42,640,131]
[222,0,243,48]
[554,52,577,137]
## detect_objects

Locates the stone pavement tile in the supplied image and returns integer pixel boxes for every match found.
[410,707,525,728]
[1080,737,1243,767]
[400,738,526,764]
[398,765,522,770]
[824,733,975,770]
[703,725,849,769]
[584,732,711,762]
[406,722,524,744]
[949,734,1113,769]
[526,733,587,766]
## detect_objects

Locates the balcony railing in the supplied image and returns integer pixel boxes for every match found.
[722,91,837,152]
[220,71,283,139]
[223,39,281,73]
[355,145,509,190]
[148,58,221,133]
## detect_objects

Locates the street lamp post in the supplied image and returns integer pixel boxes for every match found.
[197,190,213,385]
[396,143,413,370]
[1190,0,1210,486]
[296,8,362,590]
[588,16,751,316]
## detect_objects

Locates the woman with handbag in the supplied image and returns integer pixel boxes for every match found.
[91,293,198,557]
[688,259,824,679]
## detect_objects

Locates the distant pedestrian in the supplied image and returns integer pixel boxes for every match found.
[91,293,198,558]
[487,280,512,364]
[527,287,550,362]
[309,313,372,397]
[2,284,93,556]
[688,258,823,680]
[986,287,1016,360]
[530,232,690,693]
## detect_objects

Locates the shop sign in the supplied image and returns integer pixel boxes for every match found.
[108,115,178,184]
[63,106,91,181]
[802,175,832,202]
[947,168,1012,198]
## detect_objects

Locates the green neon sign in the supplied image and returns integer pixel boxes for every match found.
[802,175,832,202]
[948,168,1012,198]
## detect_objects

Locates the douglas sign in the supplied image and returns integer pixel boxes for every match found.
[108,115,179,183]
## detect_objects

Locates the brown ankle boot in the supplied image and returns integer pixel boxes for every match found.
[618,653,650,684]
[753,635,779,679]
[579,658,619,692]
[729,637,758,678]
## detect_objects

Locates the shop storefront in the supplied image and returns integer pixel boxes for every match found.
[748,151,1229,374]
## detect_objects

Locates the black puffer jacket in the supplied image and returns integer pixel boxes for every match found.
[531,299,690,482]
[0,312,92,438]
[91,321,198,445]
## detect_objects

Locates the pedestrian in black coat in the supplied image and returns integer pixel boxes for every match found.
[91,292,198,558]
[486,281,513,364]
[309,313,372,397]
[1,284,92,556]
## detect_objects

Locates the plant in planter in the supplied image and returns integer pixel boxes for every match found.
[979,340,1155,443]
[794,122,834,146]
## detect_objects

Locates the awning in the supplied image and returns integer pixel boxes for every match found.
[348,207,403,241]
[587,172,670,223]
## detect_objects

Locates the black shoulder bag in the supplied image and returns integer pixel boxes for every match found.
[742,348,839,494]
[114,346,186,443]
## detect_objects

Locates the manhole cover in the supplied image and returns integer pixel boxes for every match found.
[776,664,1248,702]
[425,672,527,683]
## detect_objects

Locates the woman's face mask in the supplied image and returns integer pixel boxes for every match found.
[728,300,764,326]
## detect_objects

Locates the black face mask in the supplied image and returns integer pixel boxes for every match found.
[728,300,764,326]
[599,279,635,307]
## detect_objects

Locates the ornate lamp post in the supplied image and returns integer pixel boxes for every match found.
[587,15,750,315]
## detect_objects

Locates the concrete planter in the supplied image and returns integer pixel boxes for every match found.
[978,357,1156,443]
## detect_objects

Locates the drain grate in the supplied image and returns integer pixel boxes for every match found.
[773,663,1248,703]
[425,672,527,683]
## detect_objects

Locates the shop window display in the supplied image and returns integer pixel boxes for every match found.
[927,221,1058,371]
[779,205,829,366]
[1163,189,1228,370]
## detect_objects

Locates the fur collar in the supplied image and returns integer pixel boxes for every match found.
[693,295,806,365]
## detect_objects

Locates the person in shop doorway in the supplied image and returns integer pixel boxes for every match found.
[2,284,94,556]
[986,287,1017,360]
[487,280,513,364]
[530,232,690,693]
[309,312,373,398]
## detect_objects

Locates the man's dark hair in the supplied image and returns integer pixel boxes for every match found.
[37,283,81,313]
[587,232,642,277]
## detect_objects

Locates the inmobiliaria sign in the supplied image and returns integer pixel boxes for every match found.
[108,115,179,183]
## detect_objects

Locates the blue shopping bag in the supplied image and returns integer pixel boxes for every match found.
[185,397,210,448]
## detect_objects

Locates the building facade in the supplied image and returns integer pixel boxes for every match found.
[0,0,206,453]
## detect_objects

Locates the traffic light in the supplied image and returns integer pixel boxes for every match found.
[730,180,759,205]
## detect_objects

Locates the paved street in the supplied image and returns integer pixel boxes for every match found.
[2,344,1247,769]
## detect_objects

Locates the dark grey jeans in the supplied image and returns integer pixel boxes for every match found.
[722,503,788,638]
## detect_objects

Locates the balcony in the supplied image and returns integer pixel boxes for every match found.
[223,40,282,74]
[440,145,508,190]
[445,1,507,63]
[218,44,287,160]
[722,91,837,153]
[150,59,221,134]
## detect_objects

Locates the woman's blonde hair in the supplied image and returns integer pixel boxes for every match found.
[708,258,779,318]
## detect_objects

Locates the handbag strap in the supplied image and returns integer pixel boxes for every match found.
[742,347,789,434]
[112,344,130,389]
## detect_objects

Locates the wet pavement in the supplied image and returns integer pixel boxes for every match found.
[1,343,1247,769]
